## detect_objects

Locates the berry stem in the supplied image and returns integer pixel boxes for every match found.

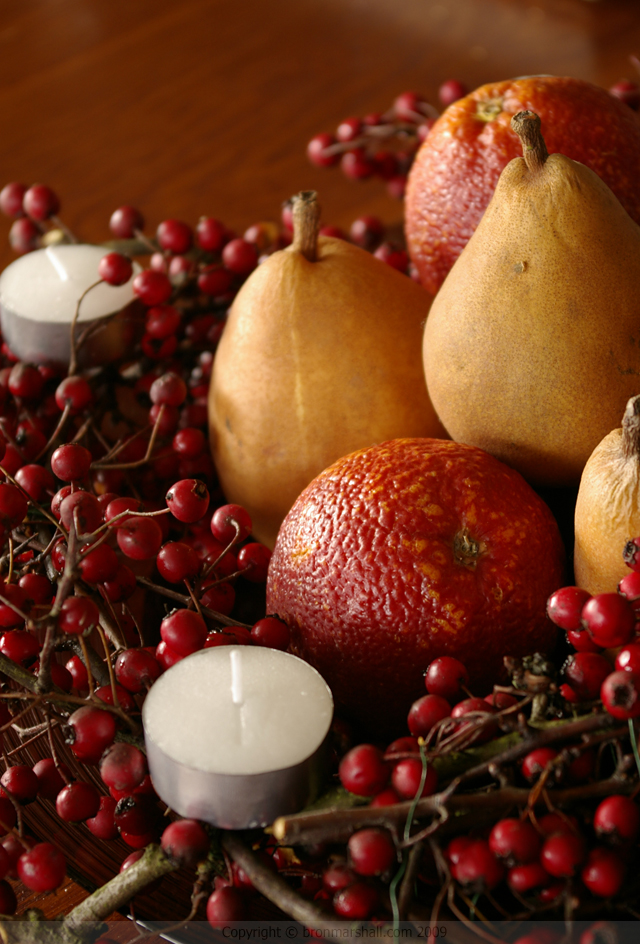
[291,191,321,262]
[68,278,103,377]
[510,111,549,174]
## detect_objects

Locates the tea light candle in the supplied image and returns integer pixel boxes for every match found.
[0,244,141,367]
[142,646,334,829]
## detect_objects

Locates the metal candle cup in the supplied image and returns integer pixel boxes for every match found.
[142,646,334,829]
[0,244,141,367]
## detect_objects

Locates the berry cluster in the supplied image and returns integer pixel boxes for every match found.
[306,84,467,203]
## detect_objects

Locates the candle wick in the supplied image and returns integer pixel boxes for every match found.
[230,648,244,706]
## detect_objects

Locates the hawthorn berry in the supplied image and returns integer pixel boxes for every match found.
[210,503,252,545]
[0,765,39,803]
[521,748,558,782]
[160,608,208,656]
[17,842,66,892]
[236,542,271,581]
[547,586,591,631]
[165,478,209,523]
[206,886,246,927]
[339,744,389,797]
[424,656,469,699]
[55,781,101,822]
[601,670,640,719]
[66,706,117,764]
[58,596,100,635]
[23,184,59,221]
[115,647,162,693]
[85,795,119,841]
[100,743,147,793]
[562,652,611,701]
[581,593,636,648]
[98,251,133,286]
[391,757,438,799]
[132,269,172,306]
[117,516,164,560]
[581,847,626,898]
[161,819,210,867]
[250,616,290,650]
[540,831,586,877]
[333,881,379,920]
[407,693,451,737]
[348,828,396,876]
[32,759,71,802]
[452,839,504,891]
[593,794,640,844]
[488,818,541,866]
[51,443,92,482]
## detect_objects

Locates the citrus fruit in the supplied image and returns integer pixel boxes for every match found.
[266,439,565,730]
[405,76,640,295]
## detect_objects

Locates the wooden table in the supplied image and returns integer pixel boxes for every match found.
[1,0,640,928]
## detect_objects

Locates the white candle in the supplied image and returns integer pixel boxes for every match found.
[142,646,334,828]
[0,244,141,367]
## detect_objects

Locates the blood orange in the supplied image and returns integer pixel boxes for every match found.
[267,439,564,730]
[405,76,640,295]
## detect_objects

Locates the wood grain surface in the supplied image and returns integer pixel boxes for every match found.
[1,0,640,926]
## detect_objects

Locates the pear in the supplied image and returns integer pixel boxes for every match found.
[208,191,444,548]
[423,111,640,487]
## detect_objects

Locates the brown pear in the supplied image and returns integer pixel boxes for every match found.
[208,191,444,548]
[574,395,640,594]
[423,111,640,487]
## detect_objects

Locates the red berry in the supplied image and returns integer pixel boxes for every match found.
[566,628,603,653]
[32,759,70,802]
[160,608,208,656]
[54,375,93,414]
[197,264,234,297]
[507,861,551,894]
[65,655,89,691]
[563,652,612,701]
[206,886,246,927]
[333,881,379,919]
[8,363,43,400]
[341,150,375,180]
[438,79,468,107]
[0,765,39,803]
[407,693,451,737]
[200,582,236,616]
[58,596,100,635]
[250,616,290,650]
[100,743,147,793]
[109,205,144,238]
[115,648,162,693]
[79,542,119,584]
[117,516,163,560]
[85,795,118,841]
[98,251,133,286]
[17,842,66,892]
[55,781,100,822]
[236,542,271,582]
[582,593,636,648]
[157,219,193,255]
[609,79,640,110]
[113,794,158,835]
[617,569,640,604]
[166,478,209,523]
[547,586,591,631]
[150,372,187,407]
[66,706,117,764]
[338,744,389,797]
[23,184,59,221]
[540,831,586,877]
[489,818,541,866]
[0,182,27,218]
[424,656,469,699]
[391,757,438,799]
[307,133,339,168]
[196,216,226,252]
[521,747,558,782]
[210,503,252,545]
[51,443,92,482]
[132,270,172,306]
[601,670,640,719]
[581,847,626,897]
[322,861,358,893]
[452,839,504,891]
[373,242,408,270]
[615,642,640,674]
[336,116,362,142]
[593,794,640,843]
[349,215,384,251]
[161,819,210,867]
[348,828,396,876]
[221,237,258,276]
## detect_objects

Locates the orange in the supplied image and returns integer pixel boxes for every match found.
[267,439,565,731]
[405,76,640,296]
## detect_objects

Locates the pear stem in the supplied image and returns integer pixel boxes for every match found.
[511,111,549,173]
[621,395,640,459]
[291,190,321,262]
